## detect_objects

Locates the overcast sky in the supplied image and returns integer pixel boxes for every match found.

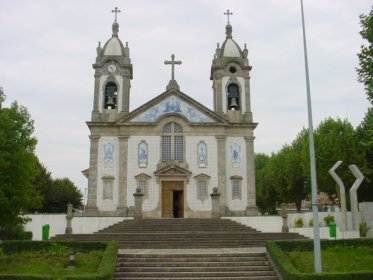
[1,0,371,197]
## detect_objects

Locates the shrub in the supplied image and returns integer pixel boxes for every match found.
[324,215,335,226]
[0,224,33,240]
[360,223,371,237]
[266,239,373,280]
[294,217,303,228]
[309,219,313,227]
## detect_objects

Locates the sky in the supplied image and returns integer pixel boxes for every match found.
[0,0,371,198]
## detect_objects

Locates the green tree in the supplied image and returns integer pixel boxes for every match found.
[255,153,279,214]
[41,177,82,213]
[355,108,373,201]
[0,97,42,226]
[357,7,373,105]
[303,118,362,203]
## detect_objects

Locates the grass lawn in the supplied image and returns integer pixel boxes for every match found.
[287,246,373,273]
[0,250,103,276]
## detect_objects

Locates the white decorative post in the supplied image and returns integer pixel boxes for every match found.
[280,203,289,233]
[328,161,347,231]
[349,165,364,231]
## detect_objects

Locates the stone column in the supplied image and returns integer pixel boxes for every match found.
[133,187,144,220]
[117,135,129,216]
[120,71,131,115]
[210,187,221,218]
[215,73,224,116]
[91,72,102,121]
[85,135,100,216]
[216,135,227,215]
[245,136,258,215]
[243,72,253,122]
[65,203,73,235]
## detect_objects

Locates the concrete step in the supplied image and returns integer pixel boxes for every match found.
[113,252,279,279]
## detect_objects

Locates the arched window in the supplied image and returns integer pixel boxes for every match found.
[104,82,117,109]
[162,122,184,162]
[227,83,240,110]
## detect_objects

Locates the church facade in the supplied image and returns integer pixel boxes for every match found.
[85,13,258,218]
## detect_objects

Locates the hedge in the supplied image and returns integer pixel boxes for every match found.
[266,239,373,280]
[0,241,118,280]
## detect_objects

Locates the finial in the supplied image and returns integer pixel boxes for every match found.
[96,41,102,57]
[126,42,128,47]
[112,7,121,22]
[225,24,232,39]
[224,9,233,24]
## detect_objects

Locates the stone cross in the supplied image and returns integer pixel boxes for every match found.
[224,9,233,24]
[112,7,121,22]
[164,54,182,81]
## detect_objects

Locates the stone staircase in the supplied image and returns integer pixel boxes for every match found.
[54,218,306,279]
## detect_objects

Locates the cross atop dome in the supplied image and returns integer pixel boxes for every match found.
[224,9,233,24]
[112,7,121,22]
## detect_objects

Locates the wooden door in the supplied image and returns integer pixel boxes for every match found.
[162,181,184,218]
[162,189,173,218]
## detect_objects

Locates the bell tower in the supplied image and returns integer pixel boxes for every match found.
[210,10,252,123]
[91,7,133,122]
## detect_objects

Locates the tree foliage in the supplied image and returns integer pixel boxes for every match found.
[357,7,373,105]
[256,117,372,214]
[0,99,42,226]
[31,161,83,213]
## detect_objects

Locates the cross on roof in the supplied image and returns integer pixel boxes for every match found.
[164,54,182,81]
[112,7,121,22]
[224,9,233,24]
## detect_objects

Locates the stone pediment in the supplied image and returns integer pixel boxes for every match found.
[118,90,227,125]
[154,161,192,182]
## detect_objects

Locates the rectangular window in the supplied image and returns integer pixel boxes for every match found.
[139,180,147,195]
[232,181,241,200]
[198,180,207,199]
[162,135,171,162]
[174,135,184,162]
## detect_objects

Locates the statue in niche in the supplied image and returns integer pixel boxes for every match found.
[104,142,114,168]
[138,141,148,167]
[231,143,241,167]
[198,142,207,167]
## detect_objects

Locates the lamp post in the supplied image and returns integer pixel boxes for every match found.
[300,0,322,272]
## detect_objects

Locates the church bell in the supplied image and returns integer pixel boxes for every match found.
[106,96,115,108]
[229,97,239,110]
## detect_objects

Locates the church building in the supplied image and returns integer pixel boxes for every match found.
[85,9,258,218]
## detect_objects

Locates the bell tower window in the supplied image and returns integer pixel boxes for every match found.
[162,122,184,162]
[104,82,117,109]
[227,83,240,110]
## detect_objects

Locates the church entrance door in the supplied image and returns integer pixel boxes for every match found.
[162,181,184,218]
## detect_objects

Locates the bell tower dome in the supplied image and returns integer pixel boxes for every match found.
[210,10,253,123]
[91,7,133,121]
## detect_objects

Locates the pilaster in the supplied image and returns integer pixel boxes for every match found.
[92,72,102,121]
[85,135,100,216]
[216,135,227,214]
[117,135,129,216]
[244,135,258,215]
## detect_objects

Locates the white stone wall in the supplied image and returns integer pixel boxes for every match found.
[127,136,160,210]
[185,136,218,211]
[97,136,119,211]
[225,137,247,211]
[221,76,246,114]
[24,215,131,240]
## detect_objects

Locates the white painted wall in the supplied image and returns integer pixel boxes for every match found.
[359,202,373,237]
[226,216,282,232]
[24,215,131,240]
